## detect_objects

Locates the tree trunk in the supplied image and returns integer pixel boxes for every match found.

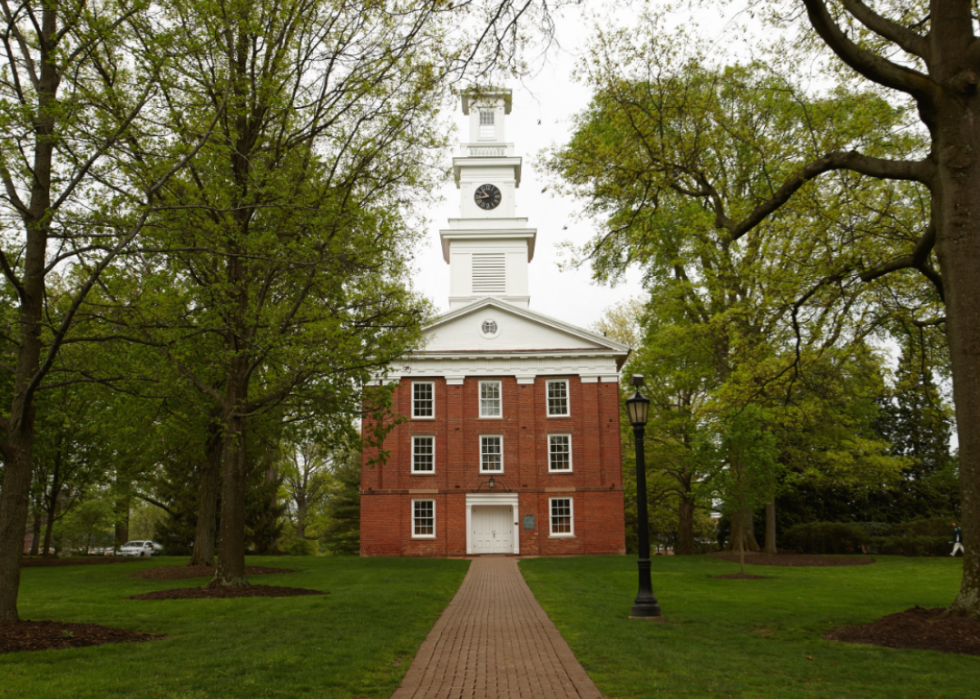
[189,425,223,567]
[935,94,980,617]
[211,360,249,589]
[677,495,695,555]
[0,438,36,625]
[738,527,745,576]
[114,514,129,549]
[114,474,130,550]
[0,4,60,624]
[265,467,280,553]
[296,499,307,541]
[744,510,760,551]
[29,514,41,556]
[42,506,56,557]
[729,508,761,553]
[764,499,777,555]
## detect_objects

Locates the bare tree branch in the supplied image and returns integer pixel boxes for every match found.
[802,0,938,99]
[839,0,930,59]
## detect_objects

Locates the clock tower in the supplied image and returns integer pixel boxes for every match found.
[360,85,628,561]
[441,87,537,310]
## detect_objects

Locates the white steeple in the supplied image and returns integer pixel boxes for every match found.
[440,87,537,310]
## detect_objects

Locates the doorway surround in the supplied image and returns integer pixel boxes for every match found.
[465,492,520,555]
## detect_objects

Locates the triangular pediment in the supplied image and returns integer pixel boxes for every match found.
[419,298,630,355]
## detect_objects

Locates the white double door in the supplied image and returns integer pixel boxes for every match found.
[471,506,514,554]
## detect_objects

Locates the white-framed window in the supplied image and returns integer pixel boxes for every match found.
[480,435,503,473]
[548,435,572,472]
[549,497,574,537]
[479,109,495,139]
[546,379,570,416]
[479,380,502,418]
[411,436,435,474]
[412,381,434,419]
[412,499,436,538]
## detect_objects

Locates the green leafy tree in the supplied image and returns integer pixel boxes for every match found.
[669,0,980,616]
[561,54,911,555]
[103,0,460,589]
[0,0,214,623]
[282,437,333,542]
[713,406,782,575]
[323,448,362,556]
[875,342,958,517]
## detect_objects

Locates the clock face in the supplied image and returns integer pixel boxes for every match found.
[474,183,502,210]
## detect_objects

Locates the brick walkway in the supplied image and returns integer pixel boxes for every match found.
[391,557,603,699]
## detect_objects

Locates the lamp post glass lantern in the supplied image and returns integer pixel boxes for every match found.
[626,374,662,619]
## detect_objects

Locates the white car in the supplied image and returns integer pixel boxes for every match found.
[118,541,163,557]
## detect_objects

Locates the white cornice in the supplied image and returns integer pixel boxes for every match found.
[453,157,522,187]
[439,228,536,262]
[462,88,513,114]
[368,350,623,386]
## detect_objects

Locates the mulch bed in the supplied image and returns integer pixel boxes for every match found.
[129,585,325,601]
[707,551,875,567]
[827,606,980,656]
[131,565,296,581]
[1,620,159,654]
[711,573,768,579]
[21,556,138,567]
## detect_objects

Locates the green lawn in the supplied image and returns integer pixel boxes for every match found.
[520,554,977,698]
[0,556,468,698]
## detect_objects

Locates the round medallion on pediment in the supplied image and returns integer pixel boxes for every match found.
[480,319,499,338]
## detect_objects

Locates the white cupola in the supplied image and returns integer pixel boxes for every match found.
[440,87,537,310]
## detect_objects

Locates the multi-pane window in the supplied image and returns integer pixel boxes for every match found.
[413,382,434,418]
[479,109,494,138]
[550,498,573,536]
[480,381,502,418]
[548,435,572,472]
[546,380,570,416]
[481,436,503,472]
[412,436,435,473]
[413,500,435,538]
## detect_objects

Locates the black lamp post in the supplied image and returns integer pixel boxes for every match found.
[626,374,663,619]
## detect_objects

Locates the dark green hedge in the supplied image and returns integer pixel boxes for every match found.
[784,517,957,556]
[783,522,868,554]
[875,535,950,556]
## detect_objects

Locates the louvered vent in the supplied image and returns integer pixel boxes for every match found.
[472,254,506,294]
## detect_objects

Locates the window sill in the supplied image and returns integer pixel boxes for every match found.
[548,534,576,539]
[410,471,437,476]
[411,535,437,540]
[411,416,436,420]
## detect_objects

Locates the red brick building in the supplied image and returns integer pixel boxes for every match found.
[360,88,628,557]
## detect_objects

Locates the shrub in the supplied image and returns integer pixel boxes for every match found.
[782,522,869,554]
[888,517,953,538]
[785,518,958,556]
[287,538,317,556]
[876,535,950,556]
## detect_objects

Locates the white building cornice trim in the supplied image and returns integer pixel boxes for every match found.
[453,156,522,187]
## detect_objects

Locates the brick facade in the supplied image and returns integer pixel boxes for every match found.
[360,375,626,556]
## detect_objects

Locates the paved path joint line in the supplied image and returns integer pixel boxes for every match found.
[391,557,603,699]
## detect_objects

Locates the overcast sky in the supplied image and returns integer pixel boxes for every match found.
[412,5,648,330]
